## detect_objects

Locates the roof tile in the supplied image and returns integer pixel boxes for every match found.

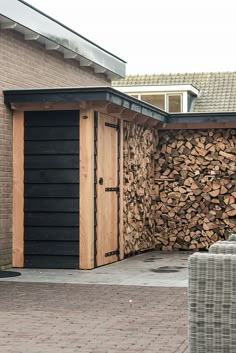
[113,72,236,112]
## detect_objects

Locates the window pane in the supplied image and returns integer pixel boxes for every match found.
[168,95,181,112]
[140,95,165,110]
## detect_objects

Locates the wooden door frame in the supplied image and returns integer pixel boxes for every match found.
[12,108,83,268]
[79,109,95,269]
[12,111,24,267]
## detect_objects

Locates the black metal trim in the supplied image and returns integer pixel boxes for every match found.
[105,250,120,257]
[5,87,236,125]
[105,122,119,130]
[3,87,167,123]
[78,110,80,269]
[167,112,236,124]
[105,187,120,192]
[4,87,236,125]
[117,119,121,261]
[94,111,98,268]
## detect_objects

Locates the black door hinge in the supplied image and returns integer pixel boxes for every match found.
[105,122,119,130]
[105,187,120,192]
[105,250,120,257]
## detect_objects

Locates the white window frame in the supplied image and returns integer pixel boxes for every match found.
[115,85,199,113]
[166,94,183,113]
[128,92,183,112]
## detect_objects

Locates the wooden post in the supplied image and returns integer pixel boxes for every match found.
[12,111,24,267]
[79,109,95,269]
[119,118,124,260]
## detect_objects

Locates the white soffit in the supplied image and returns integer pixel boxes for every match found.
[0,0,126,80]
[115,85,199,96]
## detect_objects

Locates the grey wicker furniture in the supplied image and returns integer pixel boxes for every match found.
[188,252,236,353]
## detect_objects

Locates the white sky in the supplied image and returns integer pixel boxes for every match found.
[25,0,236,75]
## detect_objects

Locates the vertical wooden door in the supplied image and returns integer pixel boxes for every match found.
[96,113,119,267]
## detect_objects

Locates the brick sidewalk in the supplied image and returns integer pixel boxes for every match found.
[0,282,188,353]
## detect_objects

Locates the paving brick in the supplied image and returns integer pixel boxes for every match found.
[0,283,188,353]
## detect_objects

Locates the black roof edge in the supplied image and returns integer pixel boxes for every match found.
[4,87,236,125]
[3,87,167,122]
[168,112,236,124]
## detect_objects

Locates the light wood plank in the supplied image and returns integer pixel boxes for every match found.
[96,113,118,266]
[11,102,83,111]
[119,118,124,260]
[12,111,24,267]
[79,109,95,269]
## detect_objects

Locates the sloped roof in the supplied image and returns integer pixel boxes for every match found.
[113,72,236,112]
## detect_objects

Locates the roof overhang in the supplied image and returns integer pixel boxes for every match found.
[162,112,236,129]
[3,87,167,127]
[0,0,126,80]
[4,87,236,129]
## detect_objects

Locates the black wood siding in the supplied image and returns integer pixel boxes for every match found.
[24,111,79,269]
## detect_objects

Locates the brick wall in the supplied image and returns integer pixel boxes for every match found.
[0,28,110,267]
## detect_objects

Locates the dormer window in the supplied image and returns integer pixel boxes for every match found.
[130,93,182,112]
[115,85,199,113]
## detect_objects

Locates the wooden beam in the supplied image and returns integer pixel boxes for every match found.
[133,114,149,125]
[92,102,127,119]
[91,102,112,114]
[121,109,137,122]
[78,101,92,110]
[106,104,125,115]
[91,101,108,110]
[119,118,124,260]
[12,111,24,267]
[79,109,95,269]
[144,118,160,128]
[11,102,82,112]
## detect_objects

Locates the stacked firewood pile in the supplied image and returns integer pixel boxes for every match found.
[153,129,236,250]
[123,122,158,255]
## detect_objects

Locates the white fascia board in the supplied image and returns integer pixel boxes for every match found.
[115,85,199,96]
[182,92,188,113]
[0,0,126,78]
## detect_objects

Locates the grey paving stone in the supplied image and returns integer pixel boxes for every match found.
[0,282,188,353]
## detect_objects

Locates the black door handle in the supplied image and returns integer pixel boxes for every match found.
[99,177,103,185]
